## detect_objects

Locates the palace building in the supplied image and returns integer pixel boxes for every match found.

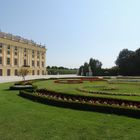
[0,32,47,76]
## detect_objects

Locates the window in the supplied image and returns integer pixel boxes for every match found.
[15,69,18,76]
[7,58,10,65]
[32,51,34,58]
[15,46,17,51]
[32,70,35,75]
[7,45,10,49]
[0,44,2,54]
[0,69,2,76]
[32,60,34,66]
[7,69,11,76]
[0,57,2,64]
[42,62,44,67]
[24,59,26,66]
[15,52,17,55]
[42,52,44,59]
[37,70,40,75]
[7,50,10,55]
[42,70,44,75]
[37,61,39,67]
[37,51,40,59]
[0,43,3,47]
[14,58,18,65]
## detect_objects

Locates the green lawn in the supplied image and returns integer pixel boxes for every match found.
[0,81,140,140]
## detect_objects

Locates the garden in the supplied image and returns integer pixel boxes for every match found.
[19,77,140,117]
[0,77,140,139]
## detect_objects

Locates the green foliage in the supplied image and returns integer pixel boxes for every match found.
[9,85,37,90]
[19,90,140,118]
[89,58,102,76]
[78,58,102,76]
[83,62,89,76]
[15,81,33,85]
[47,66,77,75]
[116,48,140,75]
[9,80,37,90]
[101,66,119,76]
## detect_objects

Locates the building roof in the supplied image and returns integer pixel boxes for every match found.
[0,31,46,49]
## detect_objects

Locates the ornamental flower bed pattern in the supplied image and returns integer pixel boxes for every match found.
[54,77,105,84]
[80,77,105,82]
[35,89,140,109]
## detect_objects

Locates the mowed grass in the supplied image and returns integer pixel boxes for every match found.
[34,80,140,101]
[0,81,140,140]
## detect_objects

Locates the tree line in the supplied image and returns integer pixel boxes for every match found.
[78,48,140,76]
[116,48,140,76]
[47,66,77,75]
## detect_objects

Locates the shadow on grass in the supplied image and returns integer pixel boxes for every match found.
[19,94,140,119]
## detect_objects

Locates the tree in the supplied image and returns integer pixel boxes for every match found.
[116,49,135,75]
[134,48,140,75]
[89,58,102,76]
[78,66,83,75]
[78,58,102,76]
[83,62,89,76]
[47,66,50,69]
[18,66,31,81]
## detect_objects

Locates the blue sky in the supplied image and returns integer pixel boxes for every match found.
[0,0,140,68]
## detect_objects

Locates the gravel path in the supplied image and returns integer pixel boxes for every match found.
[0,75,81,83]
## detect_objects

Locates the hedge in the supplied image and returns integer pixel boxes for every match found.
[10,85,37,90]
[19,90,140,118]
[77,87,140,97]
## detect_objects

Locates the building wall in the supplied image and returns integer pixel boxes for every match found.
[0,35,47,76]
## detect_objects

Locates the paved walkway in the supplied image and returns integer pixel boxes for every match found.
[0,75,81,83]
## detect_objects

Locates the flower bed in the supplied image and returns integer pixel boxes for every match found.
[19,89,140,118]
[80,77,105,82]
[21,89,140,109]
[54,77,106,84]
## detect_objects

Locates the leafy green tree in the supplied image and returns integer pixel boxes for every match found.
[116,49,135,75]
[89,58,102,76]
[83,62,89,76]
[78,66,83,75]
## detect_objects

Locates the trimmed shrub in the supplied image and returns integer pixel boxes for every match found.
[19,90,140,118]
[10,84,37,90]
[14,80,33,85]
[77,87,140,97]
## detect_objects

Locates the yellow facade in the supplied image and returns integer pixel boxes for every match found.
[0,32,47,76]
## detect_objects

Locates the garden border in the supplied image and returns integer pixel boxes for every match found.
[77,87,140,97]
[19,89,140,118]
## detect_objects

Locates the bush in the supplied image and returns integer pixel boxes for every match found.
[19,90,140,118]
[9,84,37,90]
[15,80,33,85]
[77,87,140,97]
